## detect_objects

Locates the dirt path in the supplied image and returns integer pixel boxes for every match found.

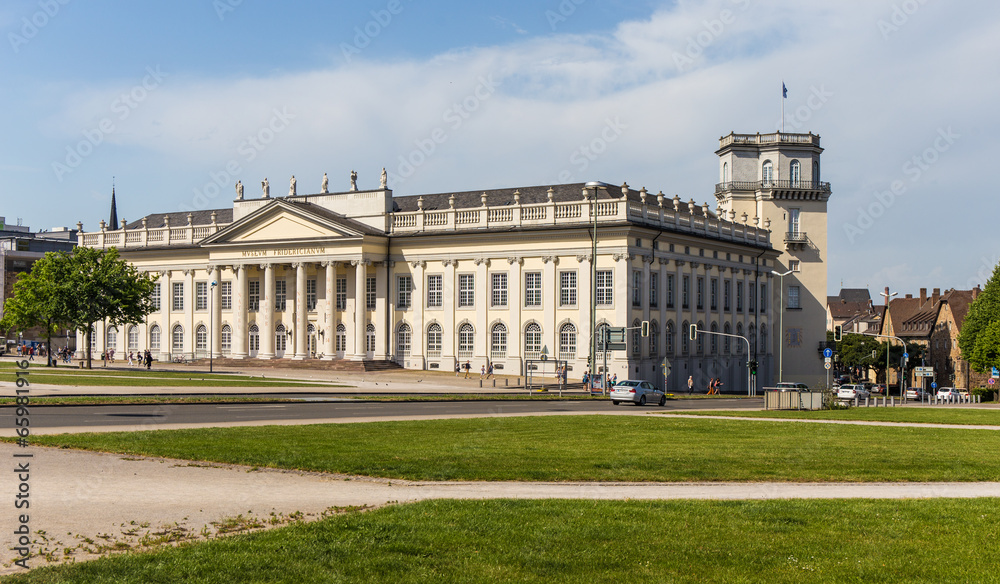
[4,443,1000,574]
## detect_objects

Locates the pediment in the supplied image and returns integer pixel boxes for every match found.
[201,200,372,246]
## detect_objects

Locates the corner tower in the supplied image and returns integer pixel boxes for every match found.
[714,132,832,387]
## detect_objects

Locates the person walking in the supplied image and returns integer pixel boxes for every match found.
[145,349,152,370]
[480,364,486,379]
[464,360,471,379]
[707,377,715,394]
[127,351,135,367]
[487,363,494,379]
[687,375,694,395]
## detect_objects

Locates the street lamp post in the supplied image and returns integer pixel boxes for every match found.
[585,182,609,394]
[210,280,217,373]
[880,289,898,396]
[771,269,793,384]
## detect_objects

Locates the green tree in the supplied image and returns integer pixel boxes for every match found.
[968,319,1000,375]
[960,262,1000,373]
[0,252,72,366]
[59,247,158,369]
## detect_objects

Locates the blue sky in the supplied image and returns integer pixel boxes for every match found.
[1,0,998,295]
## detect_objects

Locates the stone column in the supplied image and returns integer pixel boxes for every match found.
[353,259,368,359]
[508,256,523,372]
[258,263,275,359]
[442,259,457,365]
[642,255,652,360]
[209,266,222,358]
[293,262,308,360]
[474,258,490,363]
[374,260,389,360]
[232,264,248,359]
[160,271,171,362]
[323,261,337,359]
[411,261,426,365]
[577,254,592,370]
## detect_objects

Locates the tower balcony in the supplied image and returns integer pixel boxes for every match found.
[718,132,822,149]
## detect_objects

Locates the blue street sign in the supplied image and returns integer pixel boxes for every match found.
[992,366,999,378]
[903,352,909,360]
[931,382,938,390]
[823,348,833,358]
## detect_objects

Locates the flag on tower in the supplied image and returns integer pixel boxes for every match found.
[782,82,788,98]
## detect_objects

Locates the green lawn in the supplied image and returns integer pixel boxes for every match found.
[666,408,1000,426]
[0,369,340,387]
[8,499,1000,583]
[25,416,1000,482]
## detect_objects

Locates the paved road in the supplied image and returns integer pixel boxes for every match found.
[0,397,758,434]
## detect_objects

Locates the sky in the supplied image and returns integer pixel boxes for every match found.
[0,0,997,296]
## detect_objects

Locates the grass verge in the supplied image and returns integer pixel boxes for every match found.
[663,408,1000,426]
[23,416,1000,482]
[0,372,339,387]
[7,499,1000,583]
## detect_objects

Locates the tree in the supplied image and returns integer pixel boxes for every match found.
[58,247,158,369]
[0,252,72,366]
[960,262,1000,373]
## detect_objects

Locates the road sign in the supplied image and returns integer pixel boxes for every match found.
[824,357,831,364]
[903,352,909,360]
[990,379,996,386]
[661,358,672,378]
[597,327,627,351]
[992,367,999,379]
[931,382,938,390]
[823,348,833,359]
[824,362,831,370]
[914,366,934,377]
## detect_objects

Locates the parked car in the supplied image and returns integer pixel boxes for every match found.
[904,387,928,400]
[957,388,970,398]
[870,384,887,395]
[837,384,870,400]
[936,387,961,400]
[610,380,666,406]
[774,382,809,391]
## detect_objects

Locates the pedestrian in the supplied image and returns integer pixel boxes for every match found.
[611,373,617,386]
[145,349,152,370]
[128,351,135,367]
[714,378,724,394]
[109,348,115,363]
[455,362,461,377]
[28,346,34,361]
[687,375,694,395]
[464,360,471,379]
[480,364,486,379]
[487,363,494,379]
[582,370,590,386]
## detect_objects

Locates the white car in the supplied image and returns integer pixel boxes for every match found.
[936,387,961,400]
[610,380,666,407]
[837,384,870,400]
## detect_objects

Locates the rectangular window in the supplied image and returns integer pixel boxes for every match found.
[696,277,704,310]
[788,285,801,309]
[336,277,347,311]
[196,281,208,311]
[789,260,800,272]
[666,274,675,308]
[366,277,376,310]
[248,280,260,312]
[307,279,317,310]
[172,282,184,311]
[221,281,232,311]
[737,281,744,312]
[426,274,443,308]
[274,279,286,311]
[632,271,642,307]
[524,272,542,307]
[789,208,801,235]
[559,271,577,307]
[682,275,690,309]
[749,283,757,313]
[649,274,658,308]
[710,278,718,311]
[723,280,731,312]
[459,274,475,307]
[397,275,412,308]
[596,270,613,306]
[491,272,508,308]
[151,283,161,311]
[760,283,767,312]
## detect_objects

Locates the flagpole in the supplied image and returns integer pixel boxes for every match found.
[780,81,784,133]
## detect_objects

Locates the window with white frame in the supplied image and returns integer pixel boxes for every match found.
[427,274,443,308]
[397,275,412,309]
[335,323,346,352]
[249,324,260,352]
[106,326,117,350]
[366,323,376,352]
[491,323,507,359]
[196,325,208,354]
[491,273,508,307]
[128,326,139,351]
[790,160,801,186]
[171,325,184,353]
[151,283,161,311]
[788,285,801,309]
[524,323,541,358]
[762,160,773,185]
[275,279,286,311]
[458,323,475,358]
[195,281,208,311]
[596,270,613,306]
[524,272,542,307]
[396,323,411,357]
[248,280,260,312]
[275,324,286,352]
[336,277,347,311]
[366,277,376,310]
[559,323,577,358]
[666,274,675,308]
[150,324,160,351]
[559,271,577,306]
[307,279,317,310]
[172,282,184,311]
[426,323,442,357]
[789,208,801,235]
[221,281,232,311]
[649,274,658,308]
[789,260,800,272]
[221,325,232,353]
[632,271,642,307]
[458,274,475,307]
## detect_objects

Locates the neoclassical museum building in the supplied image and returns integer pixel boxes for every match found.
[77,131,832,391]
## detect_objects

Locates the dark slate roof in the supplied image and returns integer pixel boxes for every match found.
[125,208,233,230]
[835,288,872,304]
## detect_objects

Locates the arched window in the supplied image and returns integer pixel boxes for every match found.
[559,323,577,359]
[366,323,376,353]
[762,160,773,186]
[722,161,729,184]
[710,322,719,354]
[335,323,346,353]
[723,323,732,354]
[749,323,757,356]
[681,321,690,355]
[196,324,208,355]
[491,323,507,359]
[736,323,744,354]
[524,323,542,359]
[249,323,260,355]
[760,324,768,355]
[275,324,287,355]
[149,324,161,351]
[127,325,139,351]
[649,321,659,357]
[790,160,801,186]
[427,323,442,357]
[813,160,820,182]
[171,325,184,354]
[665,321,674,354]
[696,321,705,354]
[106,326,118,351]
[221,325,232,354]
[396,323,411,357]
[458,323,475,358]
[632,319,642,356]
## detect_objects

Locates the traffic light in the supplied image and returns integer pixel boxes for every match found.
[641,320,650,338]
[749,359,758,375]
[834,325,843,341]
[689,324,698,340]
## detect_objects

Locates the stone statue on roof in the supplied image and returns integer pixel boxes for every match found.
[289,175,296,197]
[380,167,387,189]
[321,173,329,194]
[262,177,270,199]
[350,170,358,192]
[235,180,243,200]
